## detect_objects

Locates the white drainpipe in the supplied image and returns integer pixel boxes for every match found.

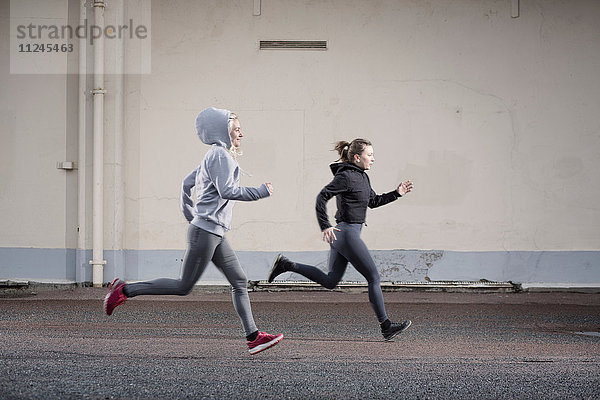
[90,0,106,287]
[77,0,87,280]
[113,0,125,276]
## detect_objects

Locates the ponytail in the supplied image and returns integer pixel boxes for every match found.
[334,141,351,162]
[333,138,372,163]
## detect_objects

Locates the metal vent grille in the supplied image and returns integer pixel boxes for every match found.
[259,40,327,50]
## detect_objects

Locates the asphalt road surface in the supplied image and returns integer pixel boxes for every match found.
[1,288,599,399]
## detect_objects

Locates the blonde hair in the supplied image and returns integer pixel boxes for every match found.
[227,112,238,134]
[333,138,372,163]
[227,112,243,159]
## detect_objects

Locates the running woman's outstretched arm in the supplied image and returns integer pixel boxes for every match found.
[207,147,271,201]
[368,180,414,209]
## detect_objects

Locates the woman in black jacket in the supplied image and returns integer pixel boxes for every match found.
[268,138,414,341]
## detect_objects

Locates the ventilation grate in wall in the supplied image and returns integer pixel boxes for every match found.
[259,40,327,50]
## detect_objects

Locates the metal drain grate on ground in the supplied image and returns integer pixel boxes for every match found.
[0,280,29,289]
[249,280,515,292]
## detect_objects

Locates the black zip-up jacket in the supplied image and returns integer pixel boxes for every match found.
[315,162,401,231]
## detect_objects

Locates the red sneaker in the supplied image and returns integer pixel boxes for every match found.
[103,278,127,316]
[247,331,284,355]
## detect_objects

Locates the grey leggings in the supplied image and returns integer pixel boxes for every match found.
[124,224,257,336]
[290,222,388,323]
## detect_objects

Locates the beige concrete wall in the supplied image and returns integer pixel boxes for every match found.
[1,0,73,249]
[2,0,599,275]
[122,0,599,253]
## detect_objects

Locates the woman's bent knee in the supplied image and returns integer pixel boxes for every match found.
[323,279,340,290]
[175,283,195,296]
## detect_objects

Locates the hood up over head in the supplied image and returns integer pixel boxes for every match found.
[195,107,232,148]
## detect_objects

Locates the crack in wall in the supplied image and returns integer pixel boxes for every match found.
[374,250,444,281]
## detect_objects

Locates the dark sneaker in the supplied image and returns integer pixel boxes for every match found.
[247,331,284,355]
[267,254,294,283]
[104,278,127,316]
[382,320,412,341]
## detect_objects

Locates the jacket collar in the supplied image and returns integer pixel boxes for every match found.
[329,162,365,175]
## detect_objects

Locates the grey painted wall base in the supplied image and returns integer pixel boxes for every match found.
[1,247,599,286]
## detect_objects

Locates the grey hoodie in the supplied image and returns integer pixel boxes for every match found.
[181,107,271,236]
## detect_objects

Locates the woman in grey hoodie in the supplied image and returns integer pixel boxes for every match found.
[104,107,283,355]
